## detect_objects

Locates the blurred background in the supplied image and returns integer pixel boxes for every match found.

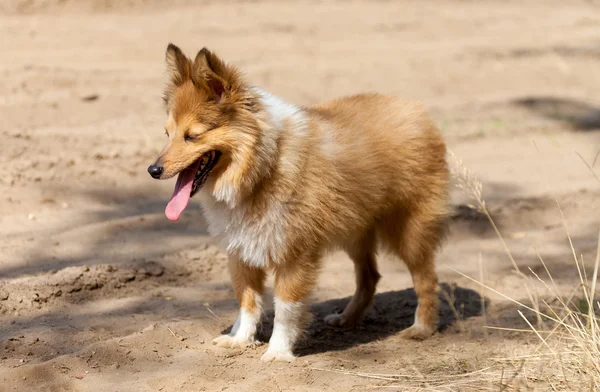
[1,1,600,390]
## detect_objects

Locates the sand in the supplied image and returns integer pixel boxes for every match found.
[1,0,600,390]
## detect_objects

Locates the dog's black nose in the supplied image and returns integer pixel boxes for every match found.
[147,164,164,179]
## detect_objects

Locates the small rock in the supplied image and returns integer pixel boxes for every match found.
[140,262,165,277]
[86,282,103,290]
[27,213,36,221]
[61,202,69,209]
[118,272,135,283]
[0,291,9,301]
[142,324,156,332]
[81,94,99,102]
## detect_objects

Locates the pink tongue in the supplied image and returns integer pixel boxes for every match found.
[165,160,201,221]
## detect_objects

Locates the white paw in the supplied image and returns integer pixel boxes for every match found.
[324,313,345,326]
[212,334,256,349]
[260,348,296,362]
[399,324,435,340]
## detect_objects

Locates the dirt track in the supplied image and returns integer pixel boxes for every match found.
[1,1,600,390]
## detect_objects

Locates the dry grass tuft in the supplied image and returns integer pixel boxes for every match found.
[448,150,600,391]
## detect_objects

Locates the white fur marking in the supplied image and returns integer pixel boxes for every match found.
[230,312,242,335]
[213,182,237,208]
[413,305,423,327]
[232,307,261,341]
[212,294,263,348]
[220,295,262,340]
[225,203,288,267]
[264,298,303,358]
[252,88,304,131]
[200,174,290,267]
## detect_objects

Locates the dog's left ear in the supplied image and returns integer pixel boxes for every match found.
[165,43,191,86]
[192,48,240,102]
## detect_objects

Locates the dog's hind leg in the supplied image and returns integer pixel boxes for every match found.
[382,207,443,340]
[398,248,438,340]
[212,256,266,349]
[325,230,380,327]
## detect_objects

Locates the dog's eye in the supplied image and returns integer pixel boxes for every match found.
[184,134,194,142]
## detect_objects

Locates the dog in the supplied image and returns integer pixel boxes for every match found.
[148,44,449,362]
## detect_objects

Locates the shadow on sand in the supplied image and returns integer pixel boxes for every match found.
[514,96,600,131]
[225,283,485,356]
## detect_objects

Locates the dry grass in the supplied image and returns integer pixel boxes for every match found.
[449,151,600,391]
[309,366,499,391]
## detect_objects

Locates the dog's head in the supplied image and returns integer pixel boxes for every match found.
[148,44,265,220]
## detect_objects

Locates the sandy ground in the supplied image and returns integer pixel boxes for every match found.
[1,0,600,390]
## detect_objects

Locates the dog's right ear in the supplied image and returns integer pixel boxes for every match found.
[165,43,191,86]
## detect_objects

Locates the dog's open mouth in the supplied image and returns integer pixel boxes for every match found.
[165,150,221,221]
[190,151,221,197]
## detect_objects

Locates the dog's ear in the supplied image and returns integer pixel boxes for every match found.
[192,48,240,102]
[165,43,191,86]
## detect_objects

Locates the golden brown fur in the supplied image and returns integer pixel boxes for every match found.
[150,44,450,361]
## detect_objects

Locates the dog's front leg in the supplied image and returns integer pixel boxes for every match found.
[212,256,266,348]
[261,254,319,362]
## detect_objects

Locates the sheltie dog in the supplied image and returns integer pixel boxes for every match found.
[148,44,449,362]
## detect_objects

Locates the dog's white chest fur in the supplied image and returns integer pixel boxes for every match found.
[199,196,287,267]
